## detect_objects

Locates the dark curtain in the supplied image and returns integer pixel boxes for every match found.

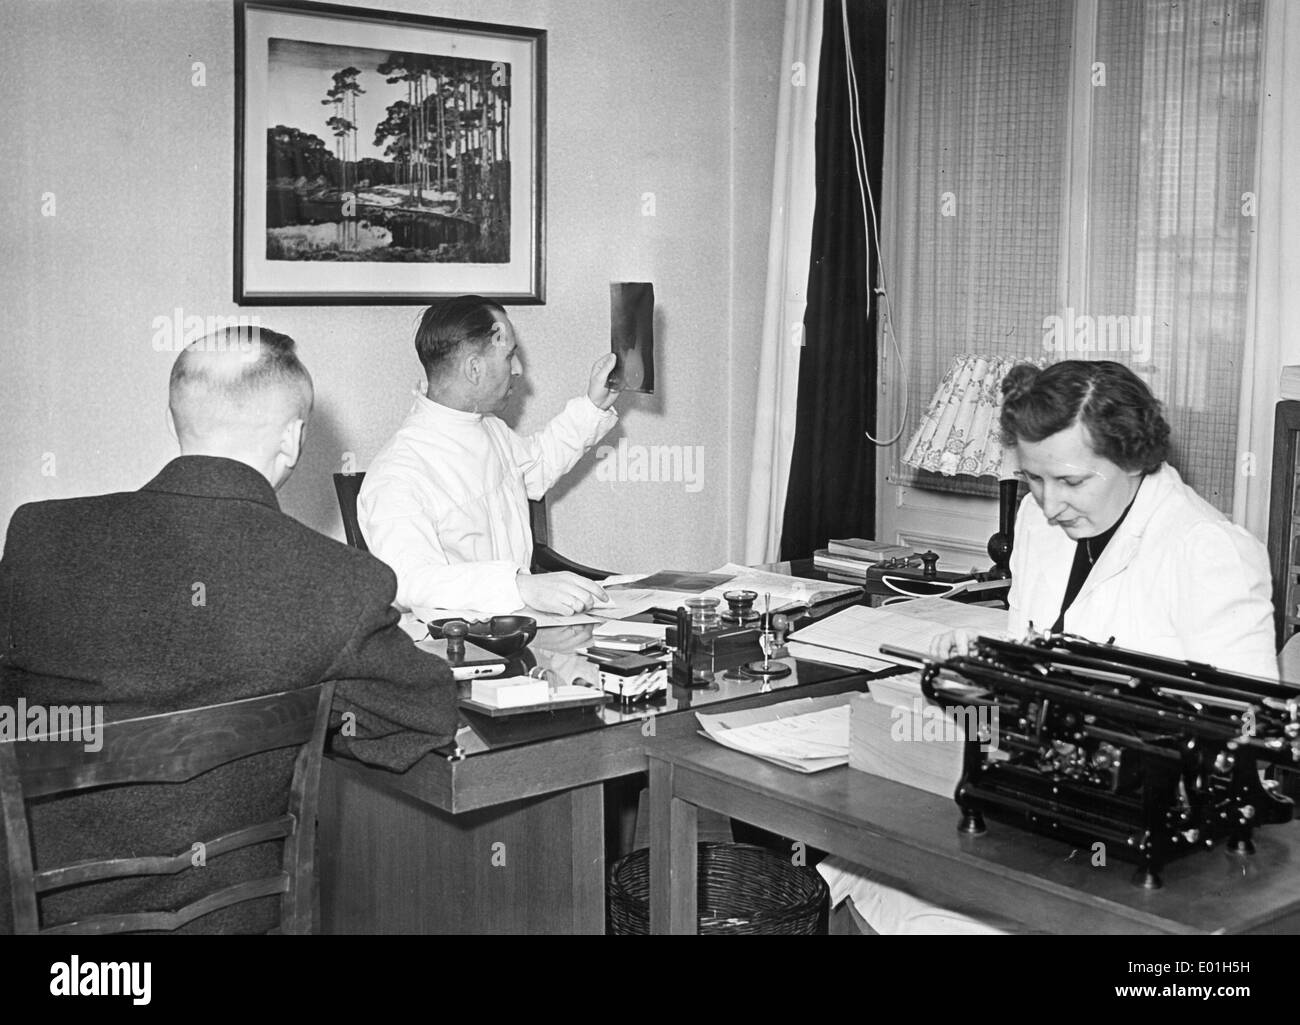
[779,0,888,560]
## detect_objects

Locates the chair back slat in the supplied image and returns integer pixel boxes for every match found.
[280,682,333,933]
[528,498,549,548]
[332,472,368,551]
[41,875,290,936]
[0,741,40,933]
[35,815,295,893]
[10,688,322,799]
[0,682,334,934]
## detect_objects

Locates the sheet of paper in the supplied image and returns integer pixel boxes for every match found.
[788,604,1005,666]
[410,606,603,628]
[697,733,845,774]
[867,669,988,707]
[592,620,668,641]
[588,587,688,619]
[697,694,858,773]
[884,597,1009,634]
[592,566,861,620]
[697,692,855,733]
[866,670,925,706]
[717,706,851,759]
[599,573,653,587]
[700,563,861,609]
[786,641,892,673]
[609,570,736,593]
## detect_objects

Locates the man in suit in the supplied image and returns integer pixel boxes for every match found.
[0,326,457,933]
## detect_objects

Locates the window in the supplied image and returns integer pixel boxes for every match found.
[881,0,1264,511]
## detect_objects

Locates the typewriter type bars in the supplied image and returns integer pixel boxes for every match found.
[915,632,1300,888]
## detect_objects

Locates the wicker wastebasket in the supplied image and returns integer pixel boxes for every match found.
[607,842,828,935]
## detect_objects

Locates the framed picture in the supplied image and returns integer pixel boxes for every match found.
[235,0,545,304]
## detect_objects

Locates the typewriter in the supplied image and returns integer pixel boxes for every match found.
[887,631,1300,888]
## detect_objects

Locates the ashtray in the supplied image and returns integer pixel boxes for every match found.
[426,615,538,656]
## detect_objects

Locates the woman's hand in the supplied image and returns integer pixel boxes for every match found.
[928,628,975,660]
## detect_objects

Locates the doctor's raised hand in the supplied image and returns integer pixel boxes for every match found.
[588,353,622,411]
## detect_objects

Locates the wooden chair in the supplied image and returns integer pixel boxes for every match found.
[0,682,334,935]
[332,471,610,580]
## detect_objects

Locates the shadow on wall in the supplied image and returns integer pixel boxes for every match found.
[279,397,347,538]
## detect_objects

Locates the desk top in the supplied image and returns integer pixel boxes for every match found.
[451,624,882,757]
[649,736,1300,935]
[448,559,905,758]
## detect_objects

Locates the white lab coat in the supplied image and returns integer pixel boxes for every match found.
[1008,462,1277,680]
[820,462,1280,934]
[358,392,616,614]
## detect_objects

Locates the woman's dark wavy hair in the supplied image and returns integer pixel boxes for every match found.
[999,360,1169,474]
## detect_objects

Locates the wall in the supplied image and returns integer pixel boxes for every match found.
[0,0,784,574]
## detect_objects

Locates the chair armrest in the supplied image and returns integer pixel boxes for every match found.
[530,543,611,581]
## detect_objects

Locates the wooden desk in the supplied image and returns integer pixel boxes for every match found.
[317,644,887,934]
[647,738,1300,934]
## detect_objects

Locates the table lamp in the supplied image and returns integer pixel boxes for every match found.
[901,354,1023,579]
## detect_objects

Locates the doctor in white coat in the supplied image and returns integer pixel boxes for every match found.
[360,296,622,616]
[821,359,1279,934]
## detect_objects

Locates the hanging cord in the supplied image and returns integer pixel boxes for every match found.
[841,0,908,445]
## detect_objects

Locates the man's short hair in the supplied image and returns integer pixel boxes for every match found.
[169,326,313,433]
[414,296,506,377]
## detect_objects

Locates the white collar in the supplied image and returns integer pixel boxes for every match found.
[1076,463,1179,590]
[411,391,485,424]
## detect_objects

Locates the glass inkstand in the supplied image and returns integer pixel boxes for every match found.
[721,589,760,624]
[684,596,722,633]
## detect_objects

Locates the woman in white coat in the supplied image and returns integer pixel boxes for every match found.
[988,359,1275,678]
[821,359,1279,934]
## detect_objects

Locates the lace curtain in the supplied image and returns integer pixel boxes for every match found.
[884,0,1264,512]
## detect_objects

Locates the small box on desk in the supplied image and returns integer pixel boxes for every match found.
[664,624,760,656]
[847,676,968,800]
[471,677,549,708]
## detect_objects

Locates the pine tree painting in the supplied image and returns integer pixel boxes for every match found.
[265,37,511,264]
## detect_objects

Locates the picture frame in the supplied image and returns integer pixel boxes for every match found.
[235,0,546,305]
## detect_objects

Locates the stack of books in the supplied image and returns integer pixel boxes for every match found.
[813,538,914,577]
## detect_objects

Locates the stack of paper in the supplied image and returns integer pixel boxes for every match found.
[593,565,861,620]
[786,601,1007,669]
[697,694,856,773]
[698,563,861,611]
[471,677,549,708]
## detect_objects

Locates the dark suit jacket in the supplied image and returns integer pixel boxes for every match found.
[0,456,458,933]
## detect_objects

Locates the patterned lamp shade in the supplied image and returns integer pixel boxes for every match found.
[902,354,1021,480]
